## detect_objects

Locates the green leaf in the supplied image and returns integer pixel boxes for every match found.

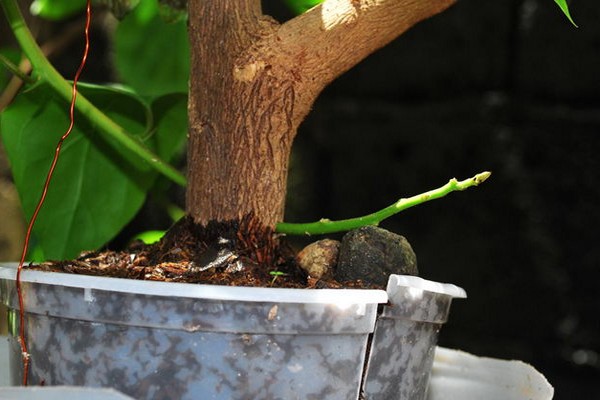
[0,83,156,260]
[114,0,190,97]
[95,0,141,19]
[149,93,187,161]
[27,243,45,263]
[283,0,323,14]
[554,0,577,27]
[157,1,187,23]
[140,94,187,226]
[131,230,165,244]
[29,0,87,21]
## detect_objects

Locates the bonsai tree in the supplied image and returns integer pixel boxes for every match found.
[0,0,574,395]
[0,0,573,261]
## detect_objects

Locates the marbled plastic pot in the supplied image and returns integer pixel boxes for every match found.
[363,275,467,400]
[0,263,464,400]
[0,263,386,399]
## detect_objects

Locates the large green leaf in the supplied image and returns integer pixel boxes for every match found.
[149,93,187,161]
[114,0,189,97]
[0,83,156,260]
[29,0,87,21]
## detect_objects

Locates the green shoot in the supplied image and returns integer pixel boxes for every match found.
[277,171,491,235]
[269,270,288,286]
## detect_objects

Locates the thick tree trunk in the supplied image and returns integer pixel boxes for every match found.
[187,0,316,227]
[187,0,455,228]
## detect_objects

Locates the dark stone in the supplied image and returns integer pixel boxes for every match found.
[335,226,418,286]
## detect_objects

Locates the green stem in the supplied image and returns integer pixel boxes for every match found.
[276,171,492,235]
[1,0,186,186]
[0,53,35,83]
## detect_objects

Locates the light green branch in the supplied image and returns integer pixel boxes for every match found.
[276,171,491,235]
[1,0,186,186]
[0,53,35,83]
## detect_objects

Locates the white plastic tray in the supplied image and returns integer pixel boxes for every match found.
[428,347,554,400]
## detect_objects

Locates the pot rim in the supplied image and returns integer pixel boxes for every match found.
[387,274,467,298]
[0,263,388,305]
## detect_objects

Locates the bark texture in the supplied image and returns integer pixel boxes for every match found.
[187,0,455,227]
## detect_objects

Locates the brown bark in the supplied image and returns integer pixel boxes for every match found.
[186,0,455,228]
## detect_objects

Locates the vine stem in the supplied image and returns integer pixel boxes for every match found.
[1,0,186,186]
[276,171,492,235]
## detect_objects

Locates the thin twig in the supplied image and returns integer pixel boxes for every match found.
[0,54,34,83]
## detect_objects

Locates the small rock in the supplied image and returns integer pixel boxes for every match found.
[296,239,340,280]
[335,226,418,286]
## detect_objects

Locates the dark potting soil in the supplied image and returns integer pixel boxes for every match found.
[29,214,379,290]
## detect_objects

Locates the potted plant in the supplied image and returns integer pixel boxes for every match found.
[0,0,570,399]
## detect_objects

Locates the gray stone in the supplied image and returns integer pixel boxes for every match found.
[336,226,418,286]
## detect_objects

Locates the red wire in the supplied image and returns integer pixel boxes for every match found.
[16,0,92,386]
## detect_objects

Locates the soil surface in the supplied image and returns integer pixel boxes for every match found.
[31,215,379,290]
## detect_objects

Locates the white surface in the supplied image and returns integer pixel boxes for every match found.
[0,336,8,387]
[388,274,467,298]
[0,263,387,305]
[0,386,135,400]
[428,347,554,400]
[0,337,553,400]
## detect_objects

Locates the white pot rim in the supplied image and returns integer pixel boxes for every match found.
[0,263,388,305]
[388,274,467,298]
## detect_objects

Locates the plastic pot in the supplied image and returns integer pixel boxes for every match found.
[0,263,386,399]
[0,348,556,400]
[363,275,467,400]
[0,263,465,400]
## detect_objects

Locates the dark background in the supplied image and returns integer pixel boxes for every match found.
[282,0,600,398]
[1,0,599,398]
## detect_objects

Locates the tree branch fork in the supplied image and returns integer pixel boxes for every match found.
[233,0,456,100]
[186,0,456,227]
